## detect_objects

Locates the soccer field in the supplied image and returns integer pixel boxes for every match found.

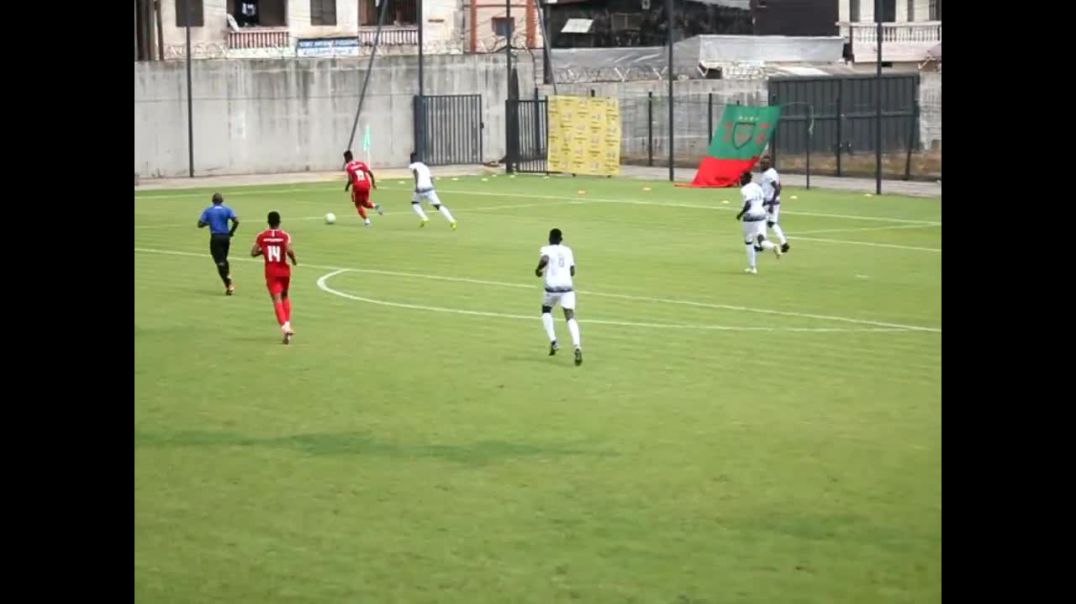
[135,173,941,603]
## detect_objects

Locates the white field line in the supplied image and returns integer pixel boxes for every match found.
[137,184,940,226]
[135,247,940,333]
[794,223,941,235]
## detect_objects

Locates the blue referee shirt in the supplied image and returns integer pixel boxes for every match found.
[200,204,237,235]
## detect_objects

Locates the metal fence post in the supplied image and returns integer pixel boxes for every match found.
[707,92,714,143]
[904,97,918,181]
[505,99,515,173]
[806,104,812,190]
[647,91,654,167]
[769,93,778,167]
[836,80,843,177]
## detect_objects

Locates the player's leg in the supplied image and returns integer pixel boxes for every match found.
[742,222,758,273]
[756,229,781,259]
[411,191,430,226]
[750,219,780,258]
[282,286,292,322]
[541,292,559,354]
[561,292,582,364]
[210,236,234,293]
[426,190,457,229]
[267,278,292,340]
[360,189,377,224]
[270,292,288,325]
[363,191,383,215]
[352,190,370,225]
[280,280,293,343]
[768,205,789,251]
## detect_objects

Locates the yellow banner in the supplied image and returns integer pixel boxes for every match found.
[547,95,621,176]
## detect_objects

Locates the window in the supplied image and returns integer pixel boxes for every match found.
[907,0,914,21]
[360,0,417,26]
[880,0,896,22]
[227,1,287,27]
[493,16,515,38]
[311,0,337,26]
[929,0,941,20]
[176,0,204,27]
[850,0,860,23]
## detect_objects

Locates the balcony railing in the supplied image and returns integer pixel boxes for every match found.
[358,26,419,46]
[841,21,941,63]
[227,28,292,49]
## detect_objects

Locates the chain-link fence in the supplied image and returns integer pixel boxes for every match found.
[538,73,940,182]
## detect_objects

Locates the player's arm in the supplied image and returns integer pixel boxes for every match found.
[535,254,549,277]
[772,179,781,200]
[344,173,351,192]
[228,212,240,237]
[570,265,576,277]
[197,210,208,228]
[251,242,262,257]
[366,168,377,190]
[286,242,298,266]
[735,200,749,220]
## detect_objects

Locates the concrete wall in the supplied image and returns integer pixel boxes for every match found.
[135,52,937,177]
[135,54,534,177]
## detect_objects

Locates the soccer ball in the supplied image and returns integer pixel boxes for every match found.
[325,212,337,225]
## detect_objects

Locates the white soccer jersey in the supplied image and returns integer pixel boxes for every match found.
[539,244,575,292]
[409,161,434,191]
[761,168,780,203]
[740,182,767,221]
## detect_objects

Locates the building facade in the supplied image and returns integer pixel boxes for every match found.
[837,0,941,68]
[134,1,544,60]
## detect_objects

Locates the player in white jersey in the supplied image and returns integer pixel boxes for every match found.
[535,228,582,366]
[759,156,790,253]
[735,171,781,274]
[407,152,457,230]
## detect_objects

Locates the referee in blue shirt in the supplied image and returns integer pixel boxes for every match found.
[198,192,240,295]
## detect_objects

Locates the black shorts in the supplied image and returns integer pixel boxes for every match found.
[210,234,231,264]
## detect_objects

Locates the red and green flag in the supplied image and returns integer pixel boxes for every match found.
[686,105,782,187]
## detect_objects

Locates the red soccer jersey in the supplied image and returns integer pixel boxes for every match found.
[345,160,372,190]
[255,228,292,278]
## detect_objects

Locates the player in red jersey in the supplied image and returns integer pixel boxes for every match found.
[343,150,383,226]
[251,211,298,344]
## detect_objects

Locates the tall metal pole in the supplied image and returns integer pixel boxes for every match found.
[347,0,390,151]
[539,1,556,90]
[666,0,674,182]
[505,0,514,173]
[184,0,194,178]
[418,0,424,100]
[506,0,513,94]
[875,0,882,194]
[417,0,425,161]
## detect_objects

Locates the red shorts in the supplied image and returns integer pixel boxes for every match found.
[351,187,372,206]
[265,274,291,295]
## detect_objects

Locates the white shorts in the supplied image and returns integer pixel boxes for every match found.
[542,290,577,311]
[742,219,766,243]
[766,204,780,224]
[412,188,442,206]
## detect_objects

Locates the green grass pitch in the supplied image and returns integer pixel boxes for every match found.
[135,173,940,603]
